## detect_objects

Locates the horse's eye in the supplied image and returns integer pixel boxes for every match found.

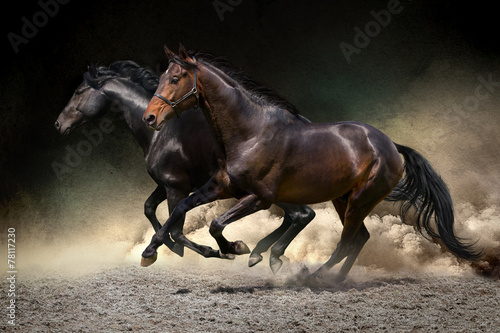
[171,77,179,84]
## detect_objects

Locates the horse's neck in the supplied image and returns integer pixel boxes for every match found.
[199,65,264,156]
[102,80,154,154]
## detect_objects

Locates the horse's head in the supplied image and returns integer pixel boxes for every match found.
[55,64,111,135]
[143,44,199,130]
[55,81,90,135]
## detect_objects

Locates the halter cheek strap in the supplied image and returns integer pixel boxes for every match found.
[153,57,199,118]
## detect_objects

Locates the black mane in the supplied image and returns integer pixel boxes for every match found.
[84,61,159,94]
[170,52,300,115]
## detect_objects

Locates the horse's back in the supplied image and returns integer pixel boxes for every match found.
[302,121,399,160]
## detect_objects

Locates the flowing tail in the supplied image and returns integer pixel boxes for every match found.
[385,143,482,260]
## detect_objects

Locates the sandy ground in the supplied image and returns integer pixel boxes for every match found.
[2,201,500,332]
[2,255,499,333]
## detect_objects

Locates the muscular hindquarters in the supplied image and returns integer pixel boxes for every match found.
[273,122,402,204]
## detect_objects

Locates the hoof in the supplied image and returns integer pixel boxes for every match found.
[248,253,263,267]
[310,268,323,280]
[141,253,158,267]
[219,251,235,260]
[234,241,251,255]
[270,256,283,275]
[334,273,347,283]
[171,243,184,257]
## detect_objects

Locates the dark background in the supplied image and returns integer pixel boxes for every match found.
[1,0,499,209]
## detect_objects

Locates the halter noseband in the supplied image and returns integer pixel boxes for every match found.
[153,57,199,118]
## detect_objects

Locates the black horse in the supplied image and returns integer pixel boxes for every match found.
[55,61,316,263]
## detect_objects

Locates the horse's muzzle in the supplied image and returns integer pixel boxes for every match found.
[143,113,157,128]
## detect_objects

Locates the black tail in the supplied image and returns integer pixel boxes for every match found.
[385,143,481,260]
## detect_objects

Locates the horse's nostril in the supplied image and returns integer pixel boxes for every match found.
[54,120,60,129]
[145,114,156,125]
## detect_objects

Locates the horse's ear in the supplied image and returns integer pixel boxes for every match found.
[178,43,188,59]
[164,45,175,61]
[88,63,97,77]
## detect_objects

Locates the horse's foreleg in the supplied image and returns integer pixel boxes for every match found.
[144,186,182,256]
[163,188,190,257]
[144,185,166,232]
[209,194,270,255]
[141,176,228,266]
[169,193,236,260]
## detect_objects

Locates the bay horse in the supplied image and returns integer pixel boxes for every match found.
[55,61,316,263]
[141,45,480,281]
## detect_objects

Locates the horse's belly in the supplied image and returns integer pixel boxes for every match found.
[274,173,356,204]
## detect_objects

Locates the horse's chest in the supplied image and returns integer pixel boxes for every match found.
[217,158,276,200]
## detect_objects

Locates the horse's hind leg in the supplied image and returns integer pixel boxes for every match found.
[249,204,315,269]
[336,224,370,282]
[331,197,370,281]
[310,233,357,280]
[312,187,386,281]
[144,186,183,256]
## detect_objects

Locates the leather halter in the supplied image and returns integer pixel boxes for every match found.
[153,57,199,118]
